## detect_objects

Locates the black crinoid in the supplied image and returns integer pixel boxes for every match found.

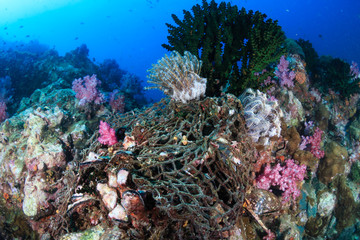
[162,0,286,97]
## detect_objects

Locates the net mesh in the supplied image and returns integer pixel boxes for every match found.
[106,94,256,239]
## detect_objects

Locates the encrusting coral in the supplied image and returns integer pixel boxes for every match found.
[146,50,207,103]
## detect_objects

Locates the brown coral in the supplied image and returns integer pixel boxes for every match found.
[284,126,301,155]
[317,141,348,184]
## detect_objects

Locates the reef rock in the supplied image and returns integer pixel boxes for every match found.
[317,191,336,217]
[22,174,48,217]
[317,141,348,184]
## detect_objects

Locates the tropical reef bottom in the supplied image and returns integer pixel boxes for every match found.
[0,79,360,239]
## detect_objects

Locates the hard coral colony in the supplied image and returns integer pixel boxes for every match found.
[0,1,359,240]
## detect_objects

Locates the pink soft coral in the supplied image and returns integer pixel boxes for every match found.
[299,127,324,159]
[98,121,118,146]
[256,159,307,203]
[72,74,105,105]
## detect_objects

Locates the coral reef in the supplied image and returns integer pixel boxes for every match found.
[0,101,7,122]
[1,18,360,240]
[296,38,319,74]
[334,176,360,232]
[0,43,146,116]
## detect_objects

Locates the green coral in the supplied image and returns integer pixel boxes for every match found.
[162,0,285,96]
[349,162,360,184]
[295,38,319,74]
[317,57,360,99]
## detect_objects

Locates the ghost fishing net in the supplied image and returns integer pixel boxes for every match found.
[107,94,256,239]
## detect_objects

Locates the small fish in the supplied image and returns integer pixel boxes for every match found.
[4,27,7,30]
[26,35,30,38]
[19,25,23,28]
[80,22,84,25]
[74,37,79,40]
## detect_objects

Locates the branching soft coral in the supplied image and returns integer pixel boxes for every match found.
[275,55,295,88]
[256,159,307,203]
[98,121,117,146]
[299,127,325,159]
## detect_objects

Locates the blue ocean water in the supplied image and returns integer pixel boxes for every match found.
[1,0,359,101]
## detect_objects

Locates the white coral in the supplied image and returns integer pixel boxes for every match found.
[146,51,207,103]
[240,89,282,145]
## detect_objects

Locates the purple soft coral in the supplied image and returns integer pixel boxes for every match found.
[275,55,296,88]
[0,101,7,122]
[72,74,105,105]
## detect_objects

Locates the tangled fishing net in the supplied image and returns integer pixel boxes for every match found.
[59,51,257,239]
[97,94,256,239]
